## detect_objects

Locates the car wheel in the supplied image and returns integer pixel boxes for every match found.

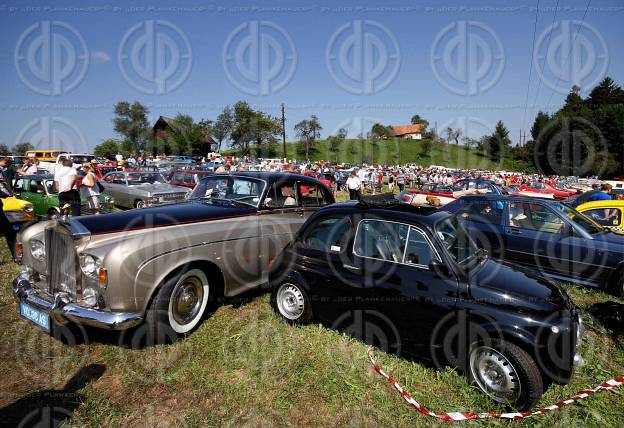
[271,281,312,325]
[47,208,60,220]
[134,199,147,209]
[468,339,543,411]
[144,268,210,343]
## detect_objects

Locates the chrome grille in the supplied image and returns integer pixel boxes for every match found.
[160,192,187,201]
[45,226,77,298]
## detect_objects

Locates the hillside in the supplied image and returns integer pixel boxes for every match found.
[225,139,521,171]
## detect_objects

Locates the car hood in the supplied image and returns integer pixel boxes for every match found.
[71,201,257,235]
[131,183,189,194]
[469,259,571,313]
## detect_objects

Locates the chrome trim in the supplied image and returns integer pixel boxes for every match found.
[13,271,142,330]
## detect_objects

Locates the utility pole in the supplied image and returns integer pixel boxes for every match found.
[281,103,287,160]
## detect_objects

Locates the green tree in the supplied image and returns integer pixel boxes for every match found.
[12,142,34,156]
[0,144,10,156]
[410,114,429,130]
[483,121,511,162]
[113,101,150,154]
[93,139,121,159]
[294,115,322,159]
[213,106,234,152]
[370,123,392,139]
[420,138,433,156]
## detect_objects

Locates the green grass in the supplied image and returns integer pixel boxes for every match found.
[1,238,624,426]
[224,138,524,171]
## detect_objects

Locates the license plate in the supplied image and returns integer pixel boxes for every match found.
[19,302,50,331]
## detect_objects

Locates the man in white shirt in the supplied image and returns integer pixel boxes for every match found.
[20,158,39,175]
[54,159,80,216]
[346,170,362,200]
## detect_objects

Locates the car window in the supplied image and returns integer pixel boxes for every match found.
[354,220,408,263]
[508,202,564,233]
[302,216,352,251]
[583,208,622,227]
[103,174,114,183]
[266,181,299,208]
[404,227,435,266]
[458,200,503,225]
[300,183,329,207]
[172,173,185,182]
[112,174,126,185]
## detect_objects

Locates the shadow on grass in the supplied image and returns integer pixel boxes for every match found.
[0,364,105,427]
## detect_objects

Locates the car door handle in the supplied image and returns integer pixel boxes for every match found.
[506,227,522,235]
[342,264,361,272]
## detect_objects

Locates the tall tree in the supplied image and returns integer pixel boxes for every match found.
[410,114,429,130]
[370,123,392,139]
[445,127,462,144]
[213,106,234,152]
[0,144,10,156]
[483,121,511,162]
[93,139,121,159]
[113,101,150,154]
[294,115,322,159]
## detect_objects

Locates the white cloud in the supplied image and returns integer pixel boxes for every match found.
[91,51,111,64]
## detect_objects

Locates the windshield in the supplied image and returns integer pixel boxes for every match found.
[68,155,95,164]
[553,202,605,235]
[435,215,480,265]
[126,173,167,185]
[189,176,265,207]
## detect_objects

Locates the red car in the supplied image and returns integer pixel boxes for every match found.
[169,170,213,189]
[519,181,576,200]
[302,171,332,188]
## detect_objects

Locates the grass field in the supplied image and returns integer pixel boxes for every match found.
[225,138,525,171]
[1,198,624,427]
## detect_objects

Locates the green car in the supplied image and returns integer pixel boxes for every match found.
[14,174,114,218]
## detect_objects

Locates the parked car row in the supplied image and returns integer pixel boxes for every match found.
[12,172,624,411]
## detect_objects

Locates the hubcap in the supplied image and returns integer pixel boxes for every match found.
[276,284,304,320]
[171,277,203,326]
[470,346,520,403]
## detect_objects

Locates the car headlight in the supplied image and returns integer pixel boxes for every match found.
[23,204,34,213]
[82,286,98,307]
[79,254,102,277]
[30,239,45,261]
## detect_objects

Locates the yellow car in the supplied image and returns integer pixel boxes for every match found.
[2,196,34,225]
[577,200,624,234]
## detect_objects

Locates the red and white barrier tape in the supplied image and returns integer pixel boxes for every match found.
[367,348,624,421]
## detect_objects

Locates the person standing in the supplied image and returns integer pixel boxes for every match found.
[0,158,17,260]
[346,170,362,200]
[80,163,101,215]
[55,159,80,216]
[396,170,405,192]
[588,184,613,202]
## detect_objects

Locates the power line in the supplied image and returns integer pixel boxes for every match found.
[544,0,592,110]
[521,0,542,136]
[529,0,560,122]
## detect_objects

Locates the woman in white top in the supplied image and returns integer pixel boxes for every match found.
[80,163,101,214]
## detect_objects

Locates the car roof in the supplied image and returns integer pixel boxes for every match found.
[577,200,624,209]
[316,200,449,228]
[456,194,561,205]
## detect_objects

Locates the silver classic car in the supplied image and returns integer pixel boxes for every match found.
[101,171,190,209]
[14,173,333,341]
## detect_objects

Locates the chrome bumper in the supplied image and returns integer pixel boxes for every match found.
[13,270,143,330]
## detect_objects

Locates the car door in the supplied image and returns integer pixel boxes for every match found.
[23,178,50,215]
[454,199,506,258]
[103,173,127,207]
[504,201,569,276]
[325,218,458,352]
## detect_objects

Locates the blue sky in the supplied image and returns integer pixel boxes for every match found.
[0,0,622,153]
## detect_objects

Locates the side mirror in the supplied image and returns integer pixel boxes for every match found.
[429,259,451,277]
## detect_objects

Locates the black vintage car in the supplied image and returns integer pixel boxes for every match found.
[269,198,582,411]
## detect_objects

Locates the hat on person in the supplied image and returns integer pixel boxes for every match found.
[90,159,99,164]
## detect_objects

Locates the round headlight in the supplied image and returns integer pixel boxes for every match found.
[30,239,45,261]
[24,204,34,213]
[80,254,98,275]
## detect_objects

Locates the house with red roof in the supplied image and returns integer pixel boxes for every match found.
[390,124,424,140]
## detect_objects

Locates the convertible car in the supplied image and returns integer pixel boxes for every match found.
[14,173,334,342]
[269,198,582,410]
[443,195,624,296]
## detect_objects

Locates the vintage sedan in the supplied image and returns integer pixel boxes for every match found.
[443,195,624,296]
[269,199,582,410]
[14,175,114,218]
[101,171,190,209]
[14,173,334,341]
